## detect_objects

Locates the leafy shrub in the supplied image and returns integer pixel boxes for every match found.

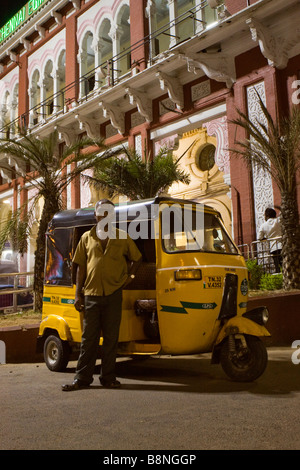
[246,259,264,290]
[259,273,283,291]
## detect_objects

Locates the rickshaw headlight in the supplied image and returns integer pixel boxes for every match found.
[243,306,269,325]
[175,269,202,281]
[262,307,269,324]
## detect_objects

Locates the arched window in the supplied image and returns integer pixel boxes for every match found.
[203,1,218,27]
[152,0,170,55]
[96,19,113,87]
[147,0,217,59]
[43,60,54,117]
[10,84,18,135]
[29,69,41,126]
[116,5,131,77]
[1,91,11,138]
[56,50,66,111]
[177,0,196,42]
[79,31,96,96]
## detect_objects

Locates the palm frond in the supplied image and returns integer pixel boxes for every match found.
[88,145,190,200]
[0,195,40,256]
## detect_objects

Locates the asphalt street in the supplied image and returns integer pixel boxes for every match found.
[0,347,299,451]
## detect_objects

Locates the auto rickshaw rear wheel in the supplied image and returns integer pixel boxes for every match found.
[43,334,70,372]
[220,334,268,382]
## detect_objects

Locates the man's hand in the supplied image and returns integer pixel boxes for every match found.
[74,264,86,312]
[74,293,84,312]
[123,258,142,288]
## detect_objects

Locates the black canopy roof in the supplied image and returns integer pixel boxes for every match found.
[47,197,218,231]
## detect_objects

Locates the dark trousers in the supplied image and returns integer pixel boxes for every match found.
[75,288,122,385]
[271,249,282,273]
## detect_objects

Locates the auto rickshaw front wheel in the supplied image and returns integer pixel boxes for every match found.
[43,335,70,372]
[220,334,268,382]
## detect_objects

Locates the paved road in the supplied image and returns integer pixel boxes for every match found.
[0,348,299,451]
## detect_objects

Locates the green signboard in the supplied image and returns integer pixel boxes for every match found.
[0,0,47,44]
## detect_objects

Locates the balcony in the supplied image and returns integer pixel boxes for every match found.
[0,0,227,142]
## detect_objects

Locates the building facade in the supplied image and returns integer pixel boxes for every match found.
[0,0,300,271]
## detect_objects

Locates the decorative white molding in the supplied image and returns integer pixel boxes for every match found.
[7,156,26,177]
[246,18,288,69]
[21,38,31,51]
[9,52,18,63]
[125,87,153,123]
[134,134,142,155]
[80,168,92,208]
[159,98,176,116]
[178,53,236,89]
[246,81,274,235]
[35,24,46,39]
[191,80,211,101]
[156,71,184,109]
[99,101,125,135]
[51,11,63,25]
[0,168,12,183]
[75,114,100,139]
[72,0,81,10]
[55,126,77,146]
[203,116,230,175]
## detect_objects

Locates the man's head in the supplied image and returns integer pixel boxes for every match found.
[94,199,115,240]
[94,199,115,223]
[265,207,276,220]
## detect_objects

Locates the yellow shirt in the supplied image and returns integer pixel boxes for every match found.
[72,226,141,296]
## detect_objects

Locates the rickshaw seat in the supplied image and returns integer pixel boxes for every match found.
[135,298,157,316]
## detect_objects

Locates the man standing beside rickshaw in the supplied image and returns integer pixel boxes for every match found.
[62,199,141,391]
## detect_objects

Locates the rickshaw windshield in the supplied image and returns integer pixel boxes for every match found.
[161,205,238,255]
[44,228,73,286]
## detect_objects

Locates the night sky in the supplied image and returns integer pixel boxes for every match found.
[0,0,29,28]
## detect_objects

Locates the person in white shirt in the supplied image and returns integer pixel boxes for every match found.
[258,207,282,272]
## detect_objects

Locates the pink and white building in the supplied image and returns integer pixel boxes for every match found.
[0,0,300,271]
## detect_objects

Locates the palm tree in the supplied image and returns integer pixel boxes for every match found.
[84,145,191,200]
[231,94,300,290]
[0,130,119,310]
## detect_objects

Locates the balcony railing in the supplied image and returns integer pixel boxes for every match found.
[238,237,282,274]
[0,0,223,138]
[0,271,34,313]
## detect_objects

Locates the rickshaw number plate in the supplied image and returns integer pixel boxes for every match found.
[51,296,60,304]
[203,276,223,289]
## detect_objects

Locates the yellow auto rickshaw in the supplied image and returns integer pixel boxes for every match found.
[37,197,270,382]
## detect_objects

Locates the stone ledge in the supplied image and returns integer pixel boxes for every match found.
[248,291,300,347]
[0,324,42,363]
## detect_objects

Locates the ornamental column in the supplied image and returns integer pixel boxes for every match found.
[167,0,178,48]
